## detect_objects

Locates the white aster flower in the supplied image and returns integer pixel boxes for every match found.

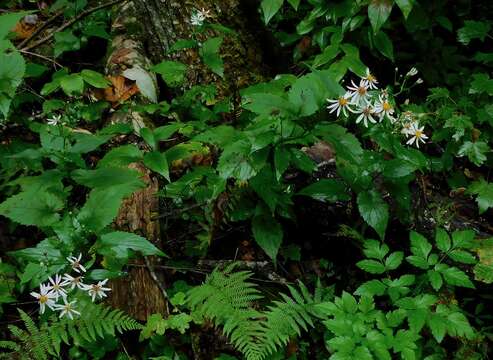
[190,8,210,26]
[406,67,418,77]
[326,92,354,117]
[46,274,67,300]
[374,95,395,122]
[61,274,85,290]
[406,123,428,148]
[47,114,61,126]
[54,299,80,320]
[361,68,378,89]
[67,253,86,273]
[346,79,370,105]
[30,284,57,314]
[84,279,111,302]
[355,104,377,127]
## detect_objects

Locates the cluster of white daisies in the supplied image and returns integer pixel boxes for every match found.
[326,68,429,148]
[30,254,111,319]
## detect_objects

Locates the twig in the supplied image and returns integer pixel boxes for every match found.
[21,0,127,52]
[17,10,64,49]
[19,49,63,68]
[144,257,170,314]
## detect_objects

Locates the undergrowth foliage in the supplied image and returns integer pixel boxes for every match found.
[0,0,492,359]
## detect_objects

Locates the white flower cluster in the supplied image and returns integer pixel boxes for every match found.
[190,8,211,26]
[326,68,429,148]
[30,253,111,319]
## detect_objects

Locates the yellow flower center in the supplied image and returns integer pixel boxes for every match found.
[363,107,372,115]
[366,73,376,82]
[415,130,423,138]
[358,87,367,95]
[39,295,48,304]
[338,97,348,106]
[382,102,392,111]
[53,284,60,290]
[92,284,101,292]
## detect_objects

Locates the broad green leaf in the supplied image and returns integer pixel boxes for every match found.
[287,0,300,10]
[362,239,389,260]
[199,37,224,77]
[457,21,491,45]
[261,0,284,25]
[77,185,140,232]
[98,231,165,259]
[98,145,143,168]
[123,66,158,103]
[144,151,170,181]
[0,191,63,227]
[368,0,393,34]
[468,178,493,214]
[298,179,350,202]
[0,11,31,39]
[151,61,187,87]
[395,0,414,19]
[252,204,283,262]
[355,280,386,297]
[140,127,157,150]
[409,231,432,258]
[373,30,394,61]
[357,190,389,240]
[72,167,144,190]
[435,228,451,252]
[447,312,475,339]
[168,39,198,53]
[60,74,84,95]
[357,260,386,274]
[469,73,493,95]
[382,159,416,178]
[274,146,291,180]
[243,93,296,116]
[81,69,109,88]
[448,250,476,264]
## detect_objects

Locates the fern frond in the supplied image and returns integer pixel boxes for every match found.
[2,304,142,360]
[188,265,323,360]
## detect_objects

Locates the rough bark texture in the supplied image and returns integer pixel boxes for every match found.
[134,0,270,98]
[105,1,167,321]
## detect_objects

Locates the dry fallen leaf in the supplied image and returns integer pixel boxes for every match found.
[101,75,140,105]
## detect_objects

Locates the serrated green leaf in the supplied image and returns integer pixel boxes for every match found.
[458,141,489,166]
[427,270,443,291]
[435,228,451,252]
[298,179,350,202]
[385,251,404,270]
[355,280,386,297]
[468,178,493,214]
[357,259,386,274]
[409,231,432,258]
[448,250,476,264]
[457,20,491,45]
[440,266,475,288]
[0,191,63,227]
[428,314,446,343]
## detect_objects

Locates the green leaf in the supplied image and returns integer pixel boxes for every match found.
[144,151,170,181]
[362,239,389,260]
[78,185,140,232]
[123,66,158,103]
[140,127,156,150]
[427,270,443,291]
[440,266,475,288]
[355,280,386,297]
[168,39,198,53]
[395,0,414,19]
[457,20,491,45]
[287,0,300,10]
[447,312,475,339]
[261,0,284,25]
[406,255,429,270]
[357,260,386,274]
[97,231,165,259]
[409,231,432,258]
[274,146,291,180]
[469,73,493,96]
[385,251,404,270]
[98,145,143,168]
[428,314,446,343]
[458,141,489,166]
[0,191,63,227]
[151,61,187,87]
[243,93,297,116]
[60,74,84,95]
[199,37,224,77]
[382,159,416,178]
[81,69,109,88]
[468,178,493,214]
[357,190,389,240]
[53,30,81,57]
[368,0,393,34]
[373,30,394,61]
[71,167,144,189]
[0,50,25,119]
[448,250,476,264]
[298,179,350,202]
[435,228,451,252]
[252,204,283,262]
